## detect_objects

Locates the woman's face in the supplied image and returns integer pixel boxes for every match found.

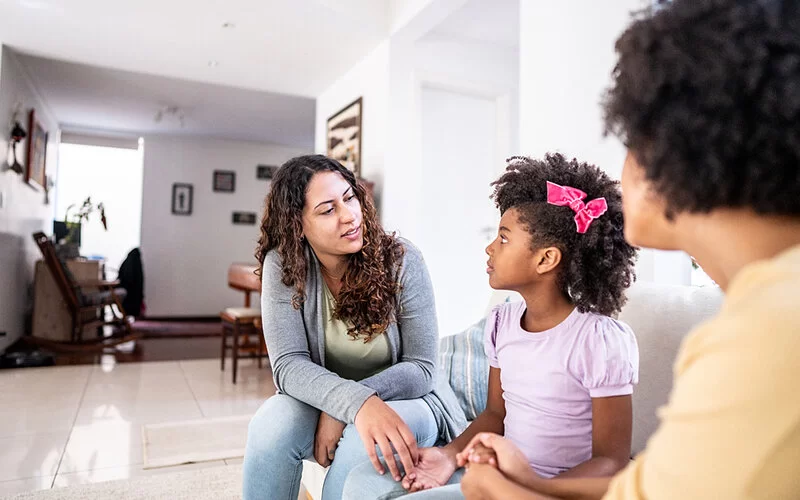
[621,151,679,250]
[301,171,364,259]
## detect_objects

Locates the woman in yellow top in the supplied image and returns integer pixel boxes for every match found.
[456,0,800,498]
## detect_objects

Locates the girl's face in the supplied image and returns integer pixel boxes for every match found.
[621,151,679,250]
[301,171,364,260]
[485,208,551,291]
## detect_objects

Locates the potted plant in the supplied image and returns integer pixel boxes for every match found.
[56,197,107,260]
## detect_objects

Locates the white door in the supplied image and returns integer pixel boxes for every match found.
[419,86,501,337]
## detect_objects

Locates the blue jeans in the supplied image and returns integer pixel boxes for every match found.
[242,394,439,500]
[343,461,465,500]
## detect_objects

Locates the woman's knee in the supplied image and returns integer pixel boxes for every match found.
[342,460,406,500]
[246,394,318,459]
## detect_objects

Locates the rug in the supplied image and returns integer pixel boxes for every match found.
[132,320,222,338]
[142,415,251,469]
[10,464,242,500]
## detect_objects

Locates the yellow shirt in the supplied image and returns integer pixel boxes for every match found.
[321,283,391,381]
[605,245,800,499]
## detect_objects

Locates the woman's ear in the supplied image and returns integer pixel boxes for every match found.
[536,246,562,275]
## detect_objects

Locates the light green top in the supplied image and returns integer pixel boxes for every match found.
[322,282,392,381]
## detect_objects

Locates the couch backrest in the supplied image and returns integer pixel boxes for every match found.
[619,282,723,455]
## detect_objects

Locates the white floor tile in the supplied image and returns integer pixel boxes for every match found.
[58,421,143,473]
[0,432,68,482]
[0,476,53,496]
[52,460,228,488]
[0,398,81,438]
[74,398,203,426]
[224,457,243,465]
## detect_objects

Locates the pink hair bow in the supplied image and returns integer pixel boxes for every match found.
[546,181,608,234]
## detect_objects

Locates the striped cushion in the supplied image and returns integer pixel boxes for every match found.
[438,318,489,421]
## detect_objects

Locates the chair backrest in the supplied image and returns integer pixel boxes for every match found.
[619,282,724,455]
[32,232,81,310]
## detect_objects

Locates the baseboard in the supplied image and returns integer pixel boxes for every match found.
[139,316,220,323]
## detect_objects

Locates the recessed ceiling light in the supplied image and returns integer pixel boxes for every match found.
[222,22,235,29]
[208,60,220,68]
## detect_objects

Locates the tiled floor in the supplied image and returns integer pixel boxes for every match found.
[0,358,277,497]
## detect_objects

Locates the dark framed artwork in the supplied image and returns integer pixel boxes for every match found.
[232,212,257,225]
[256,164,278,180]
[172,183,193,215]
[326,97,362,177]
[25,109,48,189]
[213,170,236,192]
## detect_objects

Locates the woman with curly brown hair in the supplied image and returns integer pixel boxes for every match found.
[242,155,466,500]
[455,0,800,498]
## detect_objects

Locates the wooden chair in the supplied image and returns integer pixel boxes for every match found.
[220,307,267,384]
[32,232,136,347]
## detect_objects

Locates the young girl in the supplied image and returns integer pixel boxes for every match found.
[460,1,800,498]
[342,153,639,498]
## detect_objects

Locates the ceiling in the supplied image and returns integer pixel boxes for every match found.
[0,0,390,98]
[429,0,519,48]
[15,51,316,147]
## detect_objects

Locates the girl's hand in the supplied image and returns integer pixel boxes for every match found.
[354,396,419,481]
[464,442,498,468]
[314,412,345,467]
[457,433,535,486]
[402,446,458,492]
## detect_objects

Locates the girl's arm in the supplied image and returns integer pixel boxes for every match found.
[556,395,632,478]
[443,367,505,460]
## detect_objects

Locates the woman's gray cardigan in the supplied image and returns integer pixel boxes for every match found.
[260,239,467,442]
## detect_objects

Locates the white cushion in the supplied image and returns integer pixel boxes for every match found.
[619,282,723,455]
[222,307,261,319]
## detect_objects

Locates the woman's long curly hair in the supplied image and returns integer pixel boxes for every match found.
[255,155,404,342]
[491,153,637,316]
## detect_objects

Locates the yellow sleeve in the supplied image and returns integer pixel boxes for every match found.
[603,307,800,500]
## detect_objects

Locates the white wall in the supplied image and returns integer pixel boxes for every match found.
[140,136,309,317]
[315,40,390,199]
[0,46,59,352]
[518,0,692,285]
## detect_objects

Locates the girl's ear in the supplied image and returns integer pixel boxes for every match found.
[536,246,562,275]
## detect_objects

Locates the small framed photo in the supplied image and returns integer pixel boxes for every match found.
[232,211,257,225]
[257,164,278,180]
[172,183,193,215]
[213,170,236,192]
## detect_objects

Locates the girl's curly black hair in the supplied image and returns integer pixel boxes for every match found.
[491,153,637,317]
[255,155,404,342]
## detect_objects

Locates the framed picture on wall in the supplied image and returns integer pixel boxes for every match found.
[232,211,257,225]
[25,109,48,189]
[172,183,193,215]
[213,170,236,192]
[326,97,362,177]
[256,164,278,180]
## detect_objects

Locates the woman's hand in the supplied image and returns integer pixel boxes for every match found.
[402,446,458,492]
[314,412,346,467]
[354,396,419,481]
[458,433,536,487]
[461,462,501,500]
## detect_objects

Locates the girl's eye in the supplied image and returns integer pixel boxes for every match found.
[500,235,508,244]
[345,195,356,202]
[322,207,334,215]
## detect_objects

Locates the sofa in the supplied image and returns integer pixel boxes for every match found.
[301,282,724,499]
